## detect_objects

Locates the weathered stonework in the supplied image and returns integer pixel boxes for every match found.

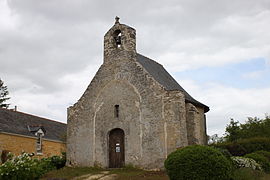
[67,18,209,169]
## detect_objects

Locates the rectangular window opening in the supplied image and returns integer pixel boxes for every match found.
[115,105,119,118]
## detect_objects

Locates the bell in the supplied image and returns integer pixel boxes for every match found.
[115,36,121,45]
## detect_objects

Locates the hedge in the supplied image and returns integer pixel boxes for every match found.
[245,152,270,173]
[164,145,233,180]
[213,137,270,156]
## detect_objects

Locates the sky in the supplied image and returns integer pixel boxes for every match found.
[0,0,270,136]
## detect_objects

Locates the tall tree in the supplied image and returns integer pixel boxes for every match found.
[224,118,241,142]
[224,116,270,142]
[0,78,10,108]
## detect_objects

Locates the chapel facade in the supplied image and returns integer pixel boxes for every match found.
[66,17,209,169]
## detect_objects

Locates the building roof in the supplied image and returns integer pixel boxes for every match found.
[137,53,209,112]
[0,108,66,142]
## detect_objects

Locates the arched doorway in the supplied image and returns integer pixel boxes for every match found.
[109,128,125,168]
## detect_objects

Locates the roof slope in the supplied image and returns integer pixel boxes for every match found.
[0,108,66,142]
[136,53,209,112]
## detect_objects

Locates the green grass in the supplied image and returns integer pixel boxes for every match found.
[41,166,270,180]
[261,173,270,180]
[41,166,169,180]
[110,168,169,180]
[40,166,103,180]
[109,166,145,177]
[233,168,270,180]
[110,166,169,180]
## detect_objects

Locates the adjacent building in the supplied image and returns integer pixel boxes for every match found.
[0,108,66,163]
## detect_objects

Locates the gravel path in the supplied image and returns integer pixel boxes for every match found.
[72,171,118,180]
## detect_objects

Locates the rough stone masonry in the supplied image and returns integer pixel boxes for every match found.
[66,17,209,170]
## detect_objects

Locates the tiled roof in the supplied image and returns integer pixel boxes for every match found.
[0,108,66,142]
[137,53,209,112]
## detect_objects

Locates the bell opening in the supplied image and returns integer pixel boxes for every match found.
[113,30,122,48]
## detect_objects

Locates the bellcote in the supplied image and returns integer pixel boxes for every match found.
[104,17,136,63]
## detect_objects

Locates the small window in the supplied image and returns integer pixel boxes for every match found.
[36,133,42,155]
[115,105,119,118]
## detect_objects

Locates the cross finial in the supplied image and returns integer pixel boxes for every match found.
[115,16,120,24]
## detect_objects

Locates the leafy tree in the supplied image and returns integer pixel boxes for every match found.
[0,78,10,108]
[224,116,270,142]
[239,116,270,139]
[225,118,241,142]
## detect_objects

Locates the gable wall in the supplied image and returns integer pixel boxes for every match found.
[66,21,209,169]
[67,53,188,169]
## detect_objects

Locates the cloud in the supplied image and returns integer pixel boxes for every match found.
[0,0,19,31]
[155,9,270,71]
[178,79,270,135]
[1,0,270,137]
[8,63,100,122]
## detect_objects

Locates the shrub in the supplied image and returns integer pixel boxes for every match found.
[245,152,270,172]
[239,137,270,153]
[214,137,270,156]
[231,156,262,171]
[43,152,66,170]
[227,143,247,156]
[213,142,246,156]
[0,152,43,180]
[233,167,265,180]
[164,145,233,180]
[39,157,56,174]
[0,152,66,180]
[216,147,232,159]
[254,151,270,161]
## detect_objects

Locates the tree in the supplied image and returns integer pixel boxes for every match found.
[0,78,10,108]
[225,118,240,142]
[224,116,270,142]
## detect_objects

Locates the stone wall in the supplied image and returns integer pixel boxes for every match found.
[66,49,192,169]
[185,103,207,145]
[163,91,188,156]
[67,52,175,169]
[104,21,136,61]
[67,21,207,169]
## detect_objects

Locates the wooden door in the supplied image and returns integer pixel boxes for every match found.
[109,128,125,168]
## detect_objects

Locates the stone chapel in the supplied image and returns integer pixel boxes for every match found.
[66,17,209,169]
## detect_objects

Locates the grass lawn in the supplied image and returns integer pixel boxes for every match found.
[261,174,270,180]
[41,166,169,180]
[41,166,104,180]
[234,168,266,180]
[110,167,169,180]
[233,168,270,180]
[41,166,270,180]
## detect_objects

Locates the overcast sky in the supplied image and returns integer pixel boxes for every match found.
[1,0,270,136]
